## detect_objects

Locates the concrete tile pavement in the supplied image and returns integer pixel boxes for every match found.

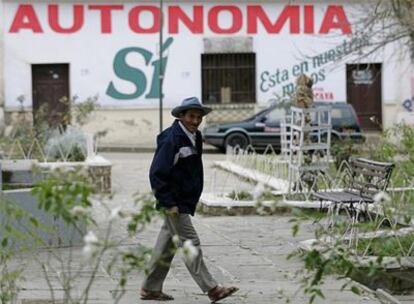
[13,152,380,304]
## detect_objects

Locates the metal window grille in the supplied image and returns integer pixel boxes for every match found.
[201,53,256,104]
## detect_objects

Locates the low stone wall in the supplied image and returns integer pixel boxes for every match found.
[36,157,112,194]
[88,163,111,194]
[198,193,290,216]
[2,155,114,194]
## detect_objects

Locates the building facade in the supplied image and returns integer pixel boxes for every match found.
[1,0,413,147]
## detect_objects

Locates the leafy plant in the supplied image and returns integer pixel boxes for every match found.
[395,123,414,162]
[44,127,88,162]
[364,123,414,162]
[0,94,101,162]
[28,168,160,303]
[0,198,43,304]
[32,167,95,227]
[259,190,277,201]
[356,234,414,257]
[70,95,100,127]
[331,138,361,169]
[365,129,397,162]
[288,168,414,303]
[227,190,253,201]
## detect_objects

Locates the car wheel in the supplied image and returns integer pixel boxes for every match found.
[224,133,249,151]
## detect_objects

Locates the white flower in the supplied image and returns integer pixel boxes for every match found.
[172,235,180,246]
[182,240,198,262]
[70,206,88,217]
[82,231,99,258]
[84,231,98,245]
[252,183,265,201]
[110,206,122,220]
[373,191,391,204]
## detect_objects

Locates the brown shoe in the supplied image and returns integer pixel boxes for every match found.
[140,288,174,301]
[208,285,239,303]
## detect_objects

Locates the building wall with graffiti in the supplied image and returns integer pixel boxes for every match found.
[1,1,412,145]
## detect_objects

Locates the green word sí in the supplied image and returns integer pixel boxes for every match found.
[106,37,173,100]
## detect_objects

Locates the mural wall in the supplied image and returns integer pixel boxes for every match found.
[3,2,369,110]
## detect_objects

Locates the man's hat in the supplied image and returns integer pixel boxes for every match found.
[171,97,212,118]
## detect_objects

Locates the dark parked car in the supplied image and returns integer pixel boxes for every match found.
[202,102,364,152]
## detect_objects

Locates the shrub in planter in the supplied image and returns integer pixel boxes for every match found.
[44,126,87,162]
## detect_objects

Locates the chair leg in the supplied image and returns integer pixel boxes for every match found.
[326,202,335,230]
[349,209,360,249]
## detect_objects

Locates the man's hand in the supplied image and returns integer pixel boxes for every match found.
[167,206,179,216]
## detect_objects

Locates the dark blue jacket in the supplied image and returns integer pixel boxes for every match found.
[149,120,204,215]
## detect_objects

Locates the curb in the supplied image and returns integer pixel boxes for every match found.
[346,278,401,304]
[97,146,221,154]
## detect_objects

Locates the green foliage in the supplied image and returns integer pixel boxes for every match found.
[288,188,414,302]
[227,190,253,201]
[0,96,48,160]
[366,129,397,162]
[110,246,153,301]
[292,208,327,223]
[106,193,159,302]
[126,193,159,235]
[226,189,278,201]
[68,144,86,162]
[287,195,410,302]
[331,138,361,169]
[259,191,277,201]
[70,94,100,127]
[366,123,414,162]
[31,167,95,226]
[356,234,414,257]
[0,199,39,248]
[0,161,162,304]
[29,169,159,303]
[0,268,20,304]
[389,161,414,188]
[0,94,101,162]
[0,198,42,304]
[290,241,362,303]
[398,123,414,162]
[58,94,100,128]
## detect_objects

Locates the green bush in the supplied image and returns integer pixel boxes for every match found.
[356,234,414,257]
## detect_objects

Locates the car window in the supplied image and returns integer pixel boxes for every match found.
[310,105,354,125]
[312,110,330,124]
[265,108,287,123]
[332,107,355,125]
[243,108,269,121]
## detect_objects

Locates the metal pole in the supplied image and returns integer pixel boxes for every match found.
[159,0,164,133]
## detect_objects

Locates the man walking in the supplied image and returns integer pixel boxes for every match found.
[141,97,239,302]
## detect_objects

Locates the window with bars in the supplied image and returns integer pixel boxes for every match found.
[201,53,256,104]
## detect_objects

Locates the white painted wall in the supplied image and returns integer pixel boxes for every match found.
[2,1,413,146]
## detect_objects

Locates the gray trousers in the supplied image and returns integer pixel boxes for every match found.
[142,214,218,293]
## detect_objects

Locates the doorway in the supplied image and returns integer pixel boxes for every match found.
[32,64,70,129]
[346,64,382,130]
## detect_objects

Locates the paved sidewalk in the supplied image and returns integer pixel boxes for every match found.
[15,153,380,304]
